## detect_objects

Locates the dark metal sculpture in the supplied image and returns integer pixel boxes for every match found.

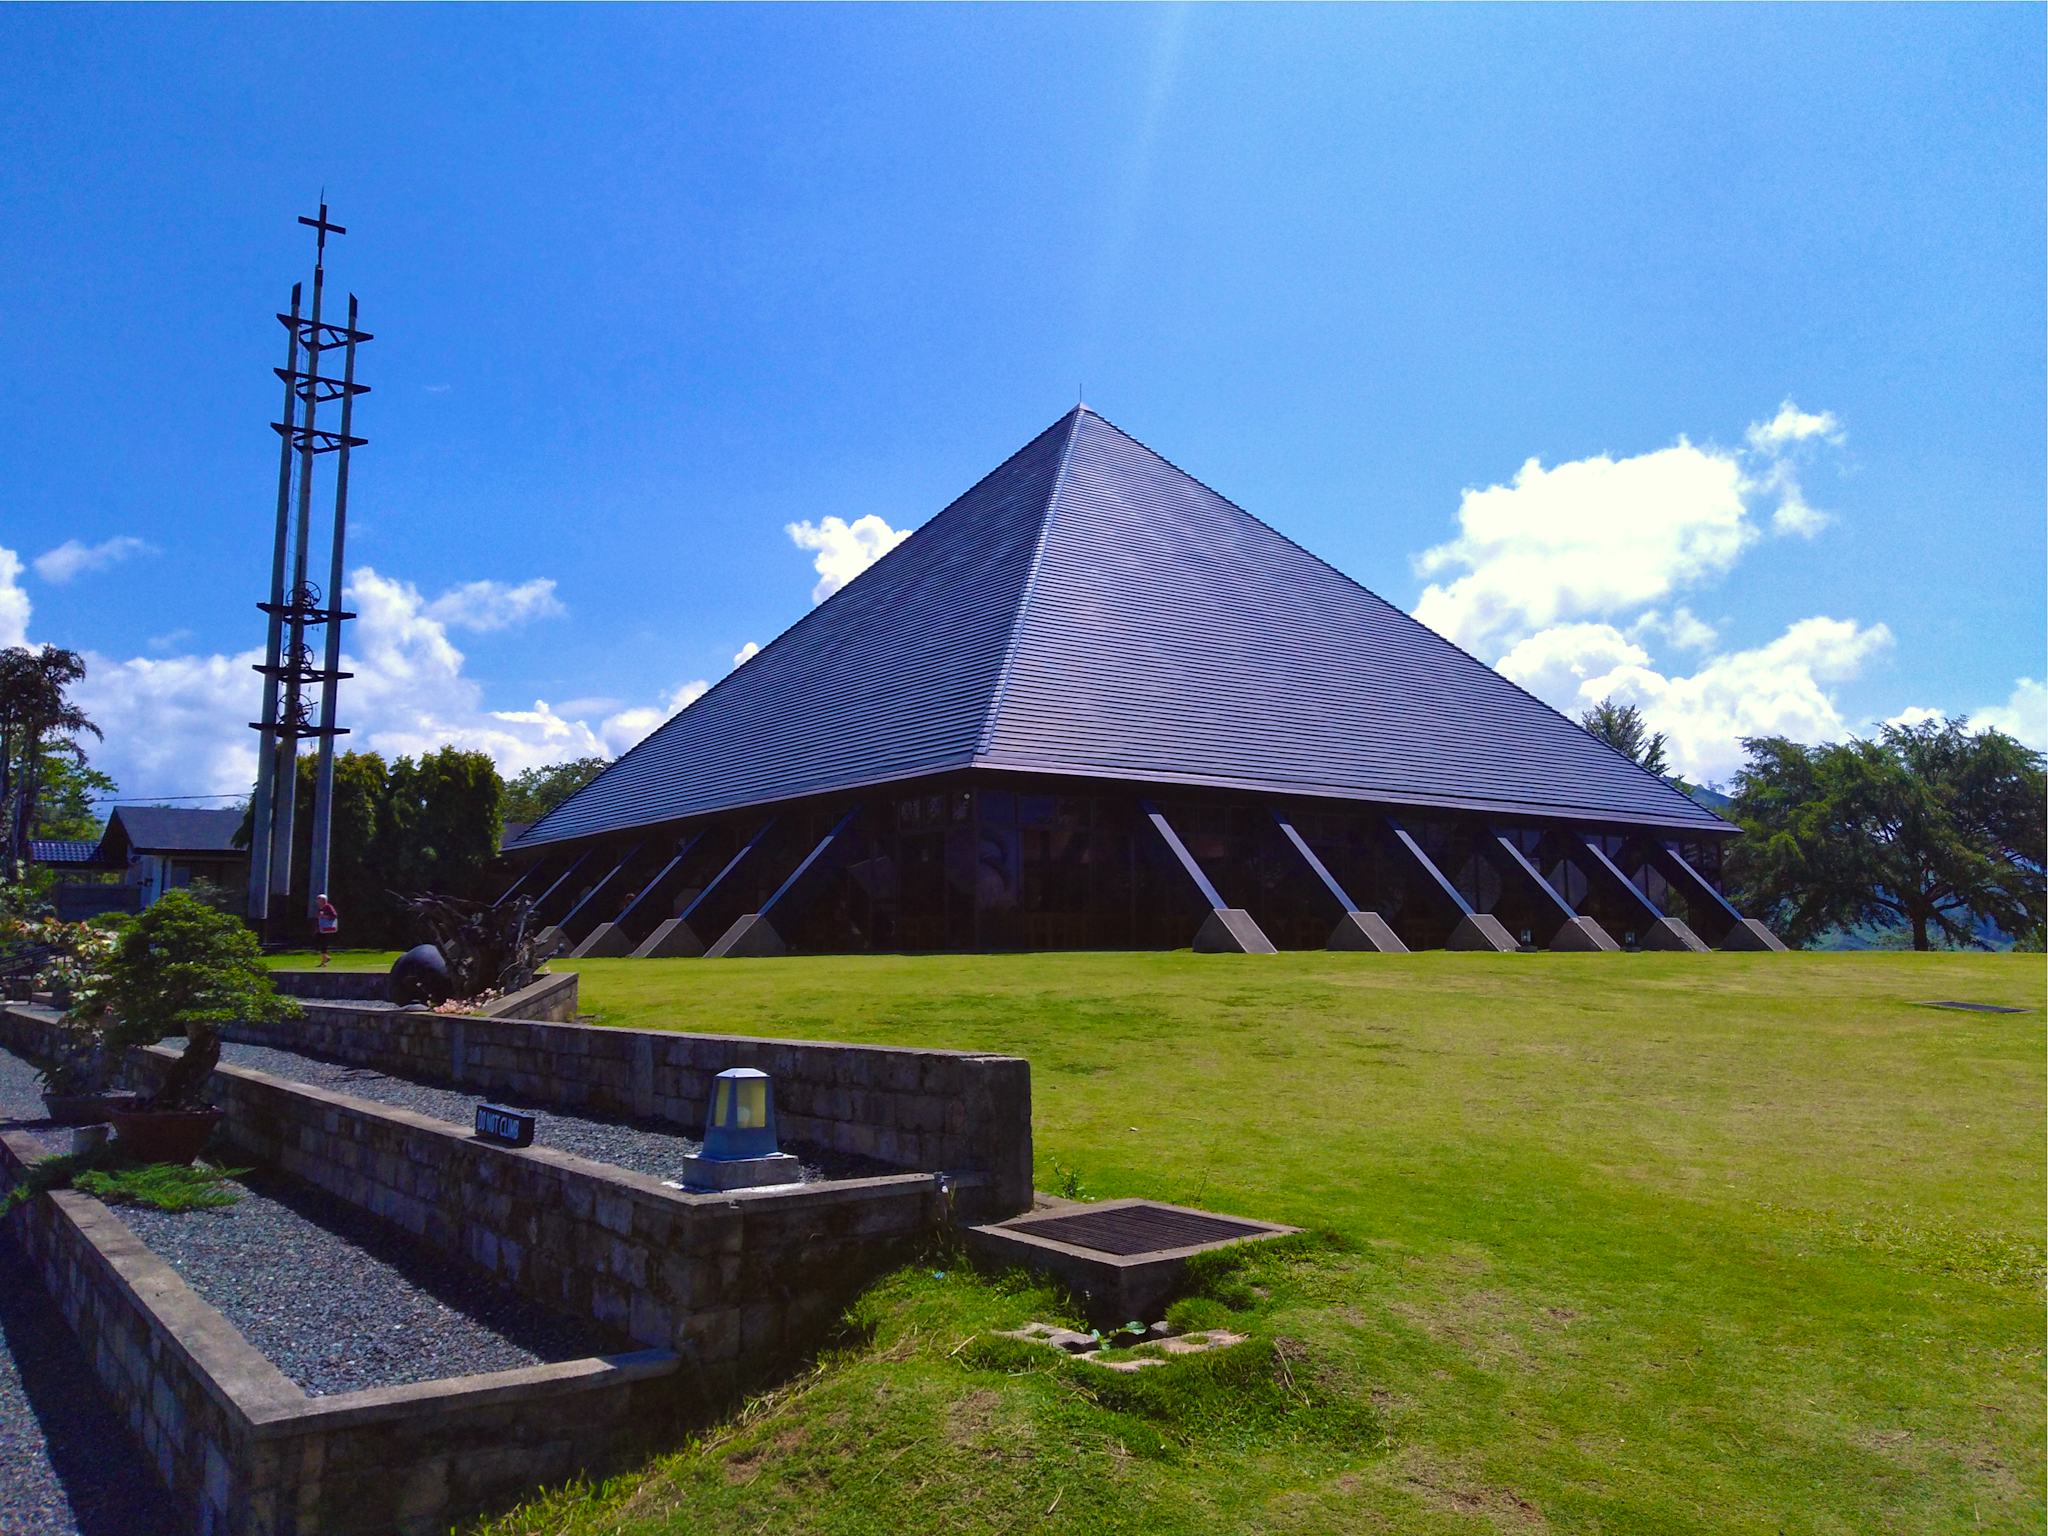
[390,894,544,1007]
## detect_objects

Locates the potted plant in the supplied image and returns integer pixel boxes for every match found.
[79,890,298,1164]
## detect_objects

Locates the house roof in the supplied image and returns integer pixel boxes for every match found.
[29,839,104,867]
[102,805,247,855]
[519,408,1729,847]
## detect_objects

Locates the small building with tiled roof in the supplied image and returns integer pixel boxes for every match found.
[92,806,249,910]
[500,409,1779,959]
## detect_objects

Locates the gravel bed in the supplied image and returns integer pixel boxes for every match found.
[214,1040,889,1184]
[119,1169,615,1396]
[0,1239,171,1536]
[0,1048,170,1534]
[4,1046,614,1401]
[0,1045,70,1157]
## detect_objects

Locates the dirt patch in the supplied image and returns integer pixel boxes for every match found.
[1412,1476,1549,1529]
[946,1387,1001,1445]
[723,1425,807,1485]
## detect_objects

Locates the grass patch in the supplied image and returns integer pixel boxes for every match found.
[259,948,398,972]
[73,1160,245,1212]
[4,1152,244,1216]
[458,950,2043,1534]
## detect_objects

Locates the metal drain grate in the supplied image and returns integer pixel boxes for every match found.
[1006,1203,1271,1257]
[1916,1000,2029,1014]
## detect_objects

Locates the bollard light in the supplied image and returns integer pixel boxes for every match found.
[703,1067,779,1161]
[676,1067,802,1191]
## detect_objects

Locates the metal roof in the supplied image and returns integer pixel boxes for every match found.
[520,408,1729,846]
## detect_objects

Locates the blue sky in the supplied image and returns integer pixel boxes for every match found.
[2,4,2042,800]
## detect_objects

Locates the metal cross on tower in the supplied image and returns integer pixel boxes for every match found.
[245,203,372,934]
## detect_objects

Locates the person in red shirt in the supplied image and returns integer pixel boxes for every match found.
[315,894,339,967]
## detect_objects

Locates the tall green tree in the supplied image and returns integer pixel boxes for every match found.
[1725,718,2046,950]
[0,645,102,881]
[236,750,396,938]
[30,746,117,842]
[376,746,504,902]
[1579,697,1671,777]
[502,755,608,828]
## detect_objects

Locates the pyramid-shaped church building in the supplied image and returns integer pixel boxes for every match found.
[507,408,1781,958]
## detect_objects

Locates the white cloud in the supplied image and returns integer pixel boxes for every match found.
[32,535,154,584]
[0,546,28,647]
[1627,607,1718,653]
[0,541,700,798]
[1501,614,1893,782]
[422,577,565,632]
[595,679,709,756]
[146,628,193,653]
[1413,439,1756,659]
[1495,622,1651,705]
[1407,403,1884,781]
[1769,489,1829,538]
[1414,404,1851,663]
[733,640,760,668]
[1974,678,2048,748]
[1884,705,1945,731]
[1890,678,2048,752]
[786,514,910,604]
[1745,400,1842,453]
[72,647,266,797]
[1747,400,1842,539]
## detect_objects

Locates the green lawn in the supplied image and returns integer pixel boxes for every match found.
[450,951,2043,1535]
[261,948,398,971]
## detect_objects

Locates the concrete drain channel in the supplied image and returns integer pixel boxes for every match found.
[966,1197,1299,1322]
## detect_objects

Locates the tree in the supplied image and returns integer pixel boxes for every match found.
[236,750,396,939]
[81,890,297,1110]
[31,747,116,842]
[502,755,608,827]
[377,747,504,903]
[0,645,102,881]
[1579,697,1670,777]
[1725,718,2046,950]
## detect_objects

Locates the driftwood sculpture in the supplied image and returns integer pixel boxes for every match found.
[390,894,544,1008]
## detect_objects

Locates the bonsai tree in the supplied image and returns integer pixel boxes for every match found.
[79,890,298,1111]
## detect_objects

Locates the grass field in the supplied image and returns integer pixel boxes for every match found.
[274,949,2045,1532]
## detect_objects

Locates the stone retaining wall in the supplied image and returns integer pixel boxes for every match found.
[226,1001,1032,1216]
[125,1043,948,1389]
[268,968,581,1023]
[268,969,396,1003]
[1,1119,682,1536]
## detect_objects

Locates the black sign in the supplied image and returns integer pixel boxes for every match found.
[474,1104,536,1147]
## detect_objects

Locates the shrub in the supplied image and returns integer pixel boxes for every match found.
[77,891,297,1110]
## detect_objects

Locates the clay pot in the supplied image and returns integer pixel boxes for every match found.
[110,1107,223,1165]
[40,1091,141,1127]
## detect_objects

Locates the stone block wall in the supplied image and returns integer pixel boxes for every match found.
[226,1003,1033,1216]
[2,1114,683,1536]
[268,969,396,1003]
[130,1047,949,1384]
[268,968,581,1023]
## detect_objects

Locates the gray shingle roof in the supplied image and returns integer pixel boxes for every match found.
[106,805,246,854]
[519,408,1728,846]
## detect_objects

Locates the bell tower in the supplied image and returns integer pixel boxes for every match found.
[245,203,371,935]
